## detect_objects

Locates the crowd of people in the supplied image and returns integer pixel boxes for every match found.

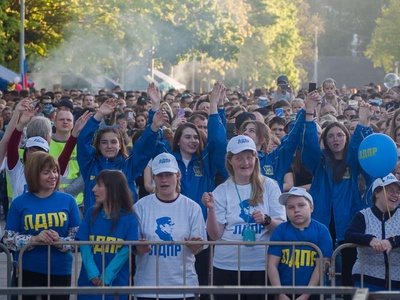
[1,75,400,299]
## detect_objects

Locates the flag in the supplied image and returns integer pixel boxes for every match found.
[21,47,28,90]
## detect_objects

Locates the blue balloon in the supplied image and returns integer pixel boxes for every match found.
[358,133,398,178]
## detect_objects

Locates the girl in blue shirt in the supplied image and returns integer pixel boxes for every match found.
[76,170,138,300]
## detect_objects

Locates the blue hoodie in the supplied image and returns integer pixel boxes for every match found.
[77,116,161,214]
[299,120,372,241]
[259,109,306,190]
[173,113,228,219]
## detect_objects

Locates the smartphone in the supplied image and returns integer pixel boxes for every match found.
[280,84,289,91]
[348,100,359,107]
[128,112,134,119]
[386,102,400,110]
[275,108,284,117]
[308,82,317,93]
[177,108,185,118]
[369,99,382,106]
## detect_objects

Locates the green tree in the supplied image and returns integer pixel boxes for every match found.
[234,0,303,89]
[365,0,400,72]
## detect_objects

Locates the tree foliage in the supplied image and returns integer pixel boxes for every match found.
[365,0,400,72]
[2,0,321,90]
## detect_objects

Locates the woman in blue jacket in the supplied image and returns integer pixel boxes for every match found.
[77,98,164,215]
[300,99,372,288]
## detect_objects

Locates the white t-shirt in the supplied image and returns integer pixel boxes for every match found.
[212,177,286,271]
[134,193,207,298]
[6,158,26,201]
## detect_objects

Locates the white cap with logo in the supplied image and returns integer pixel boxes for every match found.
[227,135,257,154]
[279,187,314,205]
[25,136,50,152]
[152,153,179,175]
[372,173,400,193]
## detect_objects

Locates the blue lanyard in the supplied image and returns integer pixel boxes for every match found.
[235,182,251,226]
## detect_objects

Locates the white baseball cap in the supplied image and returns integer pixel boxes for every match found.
[227,135,257,154]
[279,187,314,205]
[152,153,179,175]
[25,136,49,152]
[372,173,400,193]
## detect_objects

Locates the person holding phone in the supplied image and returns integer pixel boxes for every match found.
[300,101,373,289]
[271,75,294,104]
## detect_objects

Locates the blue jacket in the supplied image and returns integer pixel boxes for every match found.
[77,116,161,213]
[300,120,372,241]
[260,109,306,190]
[173,113,228,219]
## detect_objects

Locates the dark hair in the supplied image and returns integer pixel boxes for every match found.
[93,127,128,159]
[321,122,350,182]
[172,123,204,155]
[269,116,286,128]
[92,170,135,233]
[273,99,291,110]
[189,112,208,123]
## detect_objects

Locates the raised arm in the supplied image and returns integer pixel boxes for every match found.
[7,102,36,170]
[147,83,162,112]
[59,111,93,175]
[0,99,32,164]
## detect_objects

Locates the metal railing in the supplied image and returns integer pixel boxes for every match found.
[0,240,396,299]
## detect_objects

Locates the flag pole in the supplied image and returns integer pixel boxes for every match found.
[19,0,26,90]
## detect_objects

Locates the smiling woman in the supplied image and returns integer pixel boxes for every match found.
[202,135,286,300]
[345,174,400,291]
[3,152,81,300]
[77,98,164,214]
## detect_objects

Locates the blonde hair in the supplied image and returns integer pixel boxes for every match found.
[226,151,264,206]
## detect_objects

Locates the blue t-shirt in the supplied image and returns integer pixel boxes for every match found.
[5,191,81,275]
[76,206,138,300]
[268,219,333,286]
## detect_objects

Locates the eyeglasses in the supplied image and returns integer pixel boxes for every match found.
[326,133,345,140]
[386,186,400,196]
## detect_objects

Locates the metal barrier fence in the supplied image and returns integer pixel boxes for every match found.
[0,240,397,299]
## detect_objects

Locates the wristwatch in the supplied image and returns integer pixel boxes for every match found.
[263,214,272,226]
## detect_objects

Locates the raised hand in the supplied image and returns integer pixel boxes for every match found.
[15,98,34,114]
[95,98,118,120]
[147,83,162,111]
[72,110,93,137]
[358,102,372,126]
[150,111,164,131]
[305,91,321,112]
[210,82,224,104]
[16,104,36,131]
